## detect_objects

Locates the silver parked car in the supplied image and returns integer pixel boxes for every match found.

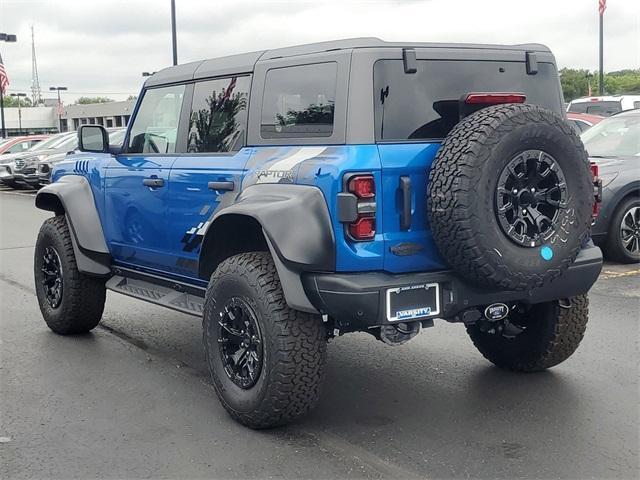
[0,133,76,189]
[36,128,126,187]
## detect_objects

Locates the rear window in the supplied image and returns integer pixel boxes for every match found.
[568,101,622,116]
[374,60,562,142]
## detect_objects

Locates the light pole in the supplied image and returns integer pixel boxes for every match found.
[49,86,67,132]
[9,93,26,135]
[0,32,18,139]
[171,0,178,65]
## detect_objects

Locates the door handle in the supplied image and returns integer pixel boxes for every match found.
[399,176,412,231]
[208,181,235,191]
[143,177,164,188]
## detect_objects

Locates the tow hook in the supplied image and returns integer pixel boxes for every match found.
[558,298,572,309]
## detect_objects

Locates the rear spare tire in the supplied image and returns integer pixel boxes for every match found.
[428,104,593,291]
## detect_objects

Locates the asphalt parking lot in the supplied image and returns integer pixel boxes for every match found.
[1,186,638,480]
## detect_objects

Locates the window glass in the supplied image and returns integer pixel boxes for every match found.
[6,142,31,153]
[109,129,126,147]
[581,114,640,157]
[374,60,562,141]
[568,100,622,116]
[187,76,250,153]
[128,84,185,154]
[261,62,337,139]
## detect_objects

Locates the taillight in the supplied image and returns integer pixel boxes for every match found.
[590,162,602,222]
[348,217,376,241]
[345,173,376,241]
[464,93,527,105]
[348,175,375,199]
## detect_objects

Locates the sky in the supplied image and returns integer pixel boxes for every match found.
[0,0,638,104]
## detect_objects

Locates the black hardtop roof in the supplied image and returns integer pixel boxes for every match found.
[144,37,552,87]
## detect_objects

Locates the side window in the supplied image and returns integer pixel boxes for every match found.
[261,62,337,139]
[187,76,250,153]
[128,84,185,154]
[6,142,30,154]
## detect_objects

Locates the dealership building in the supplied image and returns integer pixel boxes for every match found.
[1,99,136,136]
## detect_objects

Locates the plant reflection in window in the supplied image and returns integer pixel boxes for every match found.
[275,101,335,130]
[188,77,248,153]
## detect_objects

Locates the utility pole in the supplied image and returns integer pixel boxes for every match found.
[9,93,26,135]
[0,32,18,139]
[49,86,67,132]
[171,0,178,66]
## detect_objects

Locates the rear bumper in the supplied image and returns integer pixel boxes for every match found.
[302,243,603,331]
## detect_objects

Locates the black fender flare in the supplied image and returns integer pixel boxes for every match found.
[205,184,336,313]
[35,175,111,276]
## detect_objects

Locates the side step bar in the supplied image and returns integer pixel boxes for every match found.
[106,274,205,317]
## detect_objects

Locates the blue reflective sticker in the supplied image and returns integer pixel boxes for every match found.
[541,245,553,261]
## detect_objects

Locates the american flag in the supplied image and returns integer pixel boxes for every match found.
[0,52,9,94]
[599,0,606,16]
[223,76,237,101]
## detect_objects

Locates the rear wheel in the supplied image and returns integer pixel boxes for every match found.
[34,216,106,334]
[604,197,640,263]
[203,251,327,429]
[466,295,589,372]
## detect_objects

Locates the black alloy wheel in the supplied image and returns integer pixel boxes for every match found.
[496,149,568,248]
[218,297,264,389]
[41,246,64,308]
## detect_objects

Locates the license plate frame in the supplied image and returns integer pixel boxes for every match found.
[386,283,440,322]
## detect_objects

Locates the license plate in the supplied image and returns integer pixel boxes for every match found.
[386,283,440,322]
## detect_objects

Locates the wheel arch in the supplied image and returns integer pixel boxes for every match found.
[197,184,336,313]
[35,175,111,276]
[602,182,640,232]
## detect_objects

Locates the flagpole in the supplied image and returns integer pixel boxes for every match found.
[599,3,604,95]
[0,87,5,138]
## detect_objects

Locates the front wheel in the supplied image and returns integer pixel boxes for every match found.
[203,251,327,429]
[466,295,589,372]
[34,216,106,334]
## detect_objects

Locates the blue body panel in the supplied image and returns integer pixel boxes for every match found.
[53,141,448,284]
[377,143,447,273]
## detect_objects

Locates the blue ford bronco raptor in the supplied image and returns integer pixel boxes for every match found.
[34,38,603,429]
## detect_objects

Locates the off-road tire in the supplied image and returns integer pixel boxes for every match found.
[428,104,593,291]
[34,215,106,334]
[466,295,589,372]
[604,196,640,263]
[203,251,327,429]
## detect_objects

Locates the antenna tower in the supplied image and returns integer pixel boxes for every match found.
[30,26,42,106]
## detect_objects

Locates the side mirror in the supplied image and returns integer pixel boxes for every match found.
[78,125,109,153]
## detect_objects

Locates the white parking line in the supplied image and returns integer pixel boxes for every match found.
[0,188,37,197]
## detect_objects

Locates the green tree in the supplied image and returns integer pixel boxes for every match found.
[74,96,114,105]
[560,68,640,101]
[126,95,138,101]
[2,96,33,108]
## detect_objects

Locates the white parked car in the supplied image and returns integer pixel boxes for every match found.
[567,95,640,117]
